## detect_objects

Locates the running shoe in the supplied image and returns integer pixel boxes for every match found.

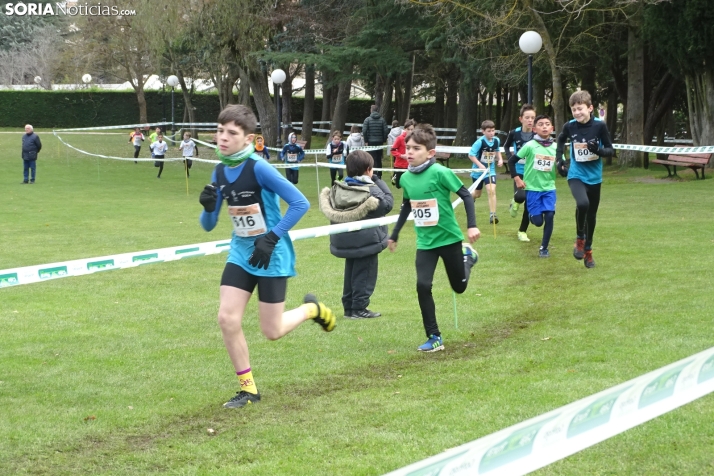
[509,200,519,218]
[223,391,261,409]
[462,243,479,267]
[350,309,381,319]
[417,334,444,352]
[304,294,336,332]
[539,247,550,258]
[489,213,499,225]
[517,232,530,242]
[573,237,586,260]
[584,250,596,268]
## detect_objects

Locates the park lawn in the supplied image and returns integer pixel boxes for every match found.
[1,131,713,475]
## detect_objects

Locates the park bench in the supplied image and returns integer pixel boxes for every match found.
[297,140,307,149]
[435,151,451,168]
[651,150,710,180]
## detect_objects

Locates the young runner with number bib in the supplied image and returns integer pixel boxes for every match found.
[198,105,336,409]
[325,130,346,184]
[555,90,615,268]
[503,104,536,242]
[468,120,504,225]
[512,114,558,258]
[388,124,480,352]
[279,132,305,184]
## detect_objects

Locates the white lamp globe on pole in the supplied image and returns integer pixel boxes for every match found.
[166,75,179,137]
[519,31,542,105]
[82,74,92,84]
[33,76,42,89]
[271,69,286,146]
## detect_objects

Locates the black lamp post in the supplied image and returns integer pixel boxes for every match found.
[271,69,286,147]
[167,75,179,139]
[519,31,543,105]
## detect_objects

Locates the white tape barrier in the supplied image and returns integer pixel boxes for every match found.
[0,173,485,289]
[53,132,183,163]
[384,346,714,476]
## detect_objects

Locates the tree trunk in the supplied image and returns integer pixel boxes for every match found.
[331,76,352,137]
[135,86,148,124]
[685,71,714,157]
[495,85,502,130]
[399,53,415,123]
[380,76,394,125]
[606,87,619,165]
[533,76,545,114]
[434,80,445,127]
[524,0,565,132]
[374,73,384,110]
[301,65,315,148]
[320,70,332,124]
[445,69,458,129]
[454,72,479,146]
[394,73,404,124]
[246,65,278,148]
[643,73,679,165]
[621,25,645,167]
[238,68,251,106]
[176,71,196,137]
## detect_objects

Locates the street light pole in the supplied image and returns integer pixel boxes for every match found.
[519,31,543,106]
[167,75,179,140]
[270,69,287,147]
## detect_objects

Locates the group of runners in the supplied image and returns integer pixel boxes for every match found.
[197,88,613,409]
[129,127,199,178]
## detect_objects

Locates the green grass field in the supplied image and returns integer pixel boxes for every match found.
[1,129,713,475]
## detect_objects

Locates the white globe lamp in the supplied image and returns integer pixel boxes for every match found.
[271,69,287,147]
[270,69,286,85]
[82,74,92,84]
[33,76,42,84]
[166,75,179,88]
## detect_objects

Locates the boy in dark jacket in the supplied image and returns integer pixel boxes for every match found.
[319,150,394,319]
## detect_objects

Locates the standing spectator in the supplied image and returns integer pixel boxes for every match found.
[387,120,402,147]
[129,127,145,164]
[345,125,365,153]
[361,105,388,178]
[21,124,41,184]
[318,150,393,319]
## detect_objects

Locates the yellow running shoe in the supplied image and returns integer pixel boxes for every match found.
[304,294,336,332]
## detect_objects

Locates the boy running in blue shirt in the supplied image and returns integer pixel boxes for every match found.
[198,105,335,409]
[388,124,480,352]
[468,120,503,225]
[504,105,536,242]
[556,90,615,268]
[511,115,558,258]
[279,132,305,184]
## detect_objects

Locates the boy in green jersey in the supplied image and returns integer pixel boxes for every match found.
[509,115,557,258]
[388,124,480,352]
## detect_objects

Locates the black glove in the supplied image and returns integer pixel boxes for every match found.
[249,231,280,269]
[586,139,600,154]
[199,183,218,212]
[557,159,568,178]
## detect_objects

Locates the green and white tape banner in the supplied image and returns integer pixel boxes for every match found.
[0,172,485,289]
[384,346,714,476]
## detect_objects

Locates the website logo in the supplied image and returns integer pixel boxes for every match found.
[4,2,137,16]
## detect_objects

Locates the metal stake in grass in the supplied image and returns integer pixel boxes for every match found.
[184,160,190,196]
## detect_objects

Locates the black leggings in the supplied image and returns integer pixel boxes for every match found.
[568,179,601,250]
[415,242,471,338]
[286,168,299,184]
[330,167,344,183]
[513,176,529,233]
[530,211,555,249]
[133,145,141,158]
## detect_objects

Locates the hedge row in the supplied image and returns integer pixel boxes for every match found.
[0,90,436,129]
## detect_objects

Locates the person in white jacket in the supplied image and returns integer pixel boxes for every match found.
[344,125,364,153]
[387,120,402,147]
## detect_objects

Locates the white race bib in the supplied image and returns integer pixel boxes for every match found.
[533,154,555,172]
[410,199,439,227]
[228,204,267,237]
[331,153,343,164]
[573,143,598,162]
[482,151,496,164]
[287,153,298,163]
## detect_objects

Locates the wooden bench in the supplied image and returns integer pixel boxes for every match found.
[435,151,451,168]
[651,152,710,179]
[297,140,307,149]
